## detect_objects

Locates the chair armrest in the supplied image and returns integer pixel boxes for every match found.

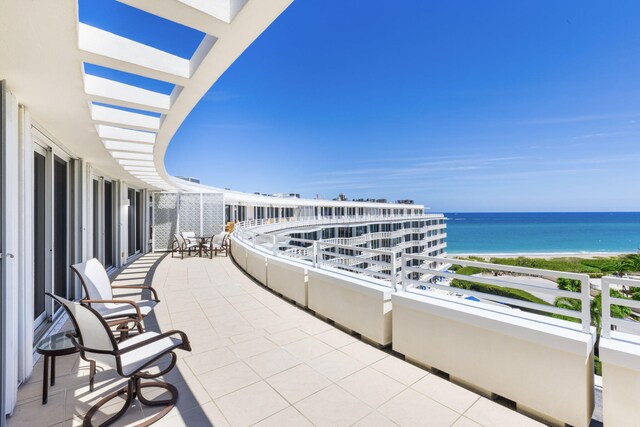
[81,299,144,321]
[117,330,192,354]
[111,285,160,301]
[68,335,117,355]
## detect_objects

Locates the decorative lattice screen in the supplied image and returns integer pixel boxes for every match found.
[153,192,224,251]
[203,193,225,237]
[178,193,201,236]
[153,193,178,251]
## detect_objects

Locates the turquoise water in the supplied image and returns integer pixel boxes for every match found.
[443,212,640,254]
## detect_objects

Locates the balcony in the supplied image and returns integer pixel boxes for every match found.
[7,253,543,427]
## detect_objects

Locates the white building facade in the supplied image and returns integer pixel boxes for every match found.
[0,0,445,419]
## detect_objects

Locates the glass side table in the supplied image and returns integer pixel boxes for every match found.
[35,331,79,404]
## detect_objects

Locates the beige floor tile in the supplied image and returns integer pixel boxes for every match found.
[379,389,460,427]
[282,337,333,361]
[339,341,387,365]
[295,384,372,427]
[371,356,427,386]
[244,348,301,378]
[412,374,480,414]
[214,322,257,338]
[197,361,261,400]
[215,381,289,426]
[464,398,543,427]
[266,328,309,346]
[8,391,67,426]
[142,376,211,415]
[228,336,277,359]
[338,367,406,408]
[11,255,539,427]
[266,364,331,404]
[231,299,265,312]
[307,350,365,382]
[184,347,239,376]
[262,320,298,335]
[155,401,231,427]
[452,416,483,427]
[296,319,334,335]
[315,328,357,348]
[253,406,313,427]
[229,328,266,344]
[352,411,399,427]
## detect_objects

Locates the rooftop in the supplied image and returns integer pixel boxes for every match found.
[8,253,542,427]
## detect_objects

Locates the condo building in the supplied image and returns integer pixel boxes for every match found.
[0,1,637,426]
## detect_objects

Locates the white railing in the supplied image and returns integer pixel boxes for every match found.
[400,255,592,332]
[235,214,445,234]
[233,222,616,332]
[233,215,445,289]
[602,276,640,338]
[315,241,398,287]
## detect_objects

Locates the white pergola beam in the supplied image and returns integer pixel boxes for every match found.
[103,140,154,153]
[84,74,172,112]
[79,24,191,78]
[110,151,154,161]
[97,125,156,143]
[91,104,161,131]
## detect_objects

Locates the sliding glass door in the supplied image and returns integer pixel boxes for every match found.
[127,188,143,257]
[92,179,100,261]
[53,155,69,301]
[104,181,114,268]
[33,149,46,325]
[33,136,72,332]
[92,178,116,269]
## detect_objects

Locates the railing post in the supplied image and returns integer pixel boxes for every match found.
[579,275,591,333]
[400,253,407,291]
[390,253,398,291]
[313,242,319,268]
[602,277,611,339]
[272,235,277,257]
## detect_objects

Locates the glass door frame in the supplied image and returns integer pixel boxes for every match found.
[32,130,71,331]
[32,142,49,329]
[126,185,145,260]
[90,173,117,271]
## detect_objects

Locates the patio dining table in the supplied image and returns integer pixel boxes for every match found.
[193,236,208,257]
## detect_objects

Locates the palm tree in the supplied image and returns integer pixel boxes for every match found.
[554,285,630,357]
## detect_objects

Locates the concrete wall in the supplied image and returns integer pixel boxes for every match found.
[308,269,393,346]
[266,257,308,306]
[230,239,247,270]
[246,250,267,285]
[392,291,594,427]
[600,333,640,426]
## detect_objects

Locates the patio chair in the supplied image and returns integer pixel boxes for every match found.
[172,233,199,259]
[71,258,159,338]
[204,232,229,258]
[181,231,198,246]
[47,293,191,427]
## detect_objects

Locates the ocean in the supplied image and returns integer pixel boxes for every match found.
[442,212,640,254]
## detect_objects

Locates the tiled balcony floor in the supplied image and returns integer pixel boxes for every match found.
[7,253,542,427]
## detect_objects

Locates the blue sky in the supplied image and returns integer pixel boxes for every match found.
[83,1,640,212]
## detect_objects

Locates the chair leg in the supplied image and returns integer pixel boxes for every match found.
[83,374,178,427]
[84,377,134,427]
[89,360,96,392]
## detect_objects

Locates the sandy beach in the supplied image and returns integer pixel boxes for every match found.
[450,252,632,260]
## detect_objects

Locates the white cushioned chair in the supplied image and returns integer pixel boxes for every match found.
[172,233,199,259]
[71,258,159,337]
[205,232,229,258]
[48,293,191,426]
